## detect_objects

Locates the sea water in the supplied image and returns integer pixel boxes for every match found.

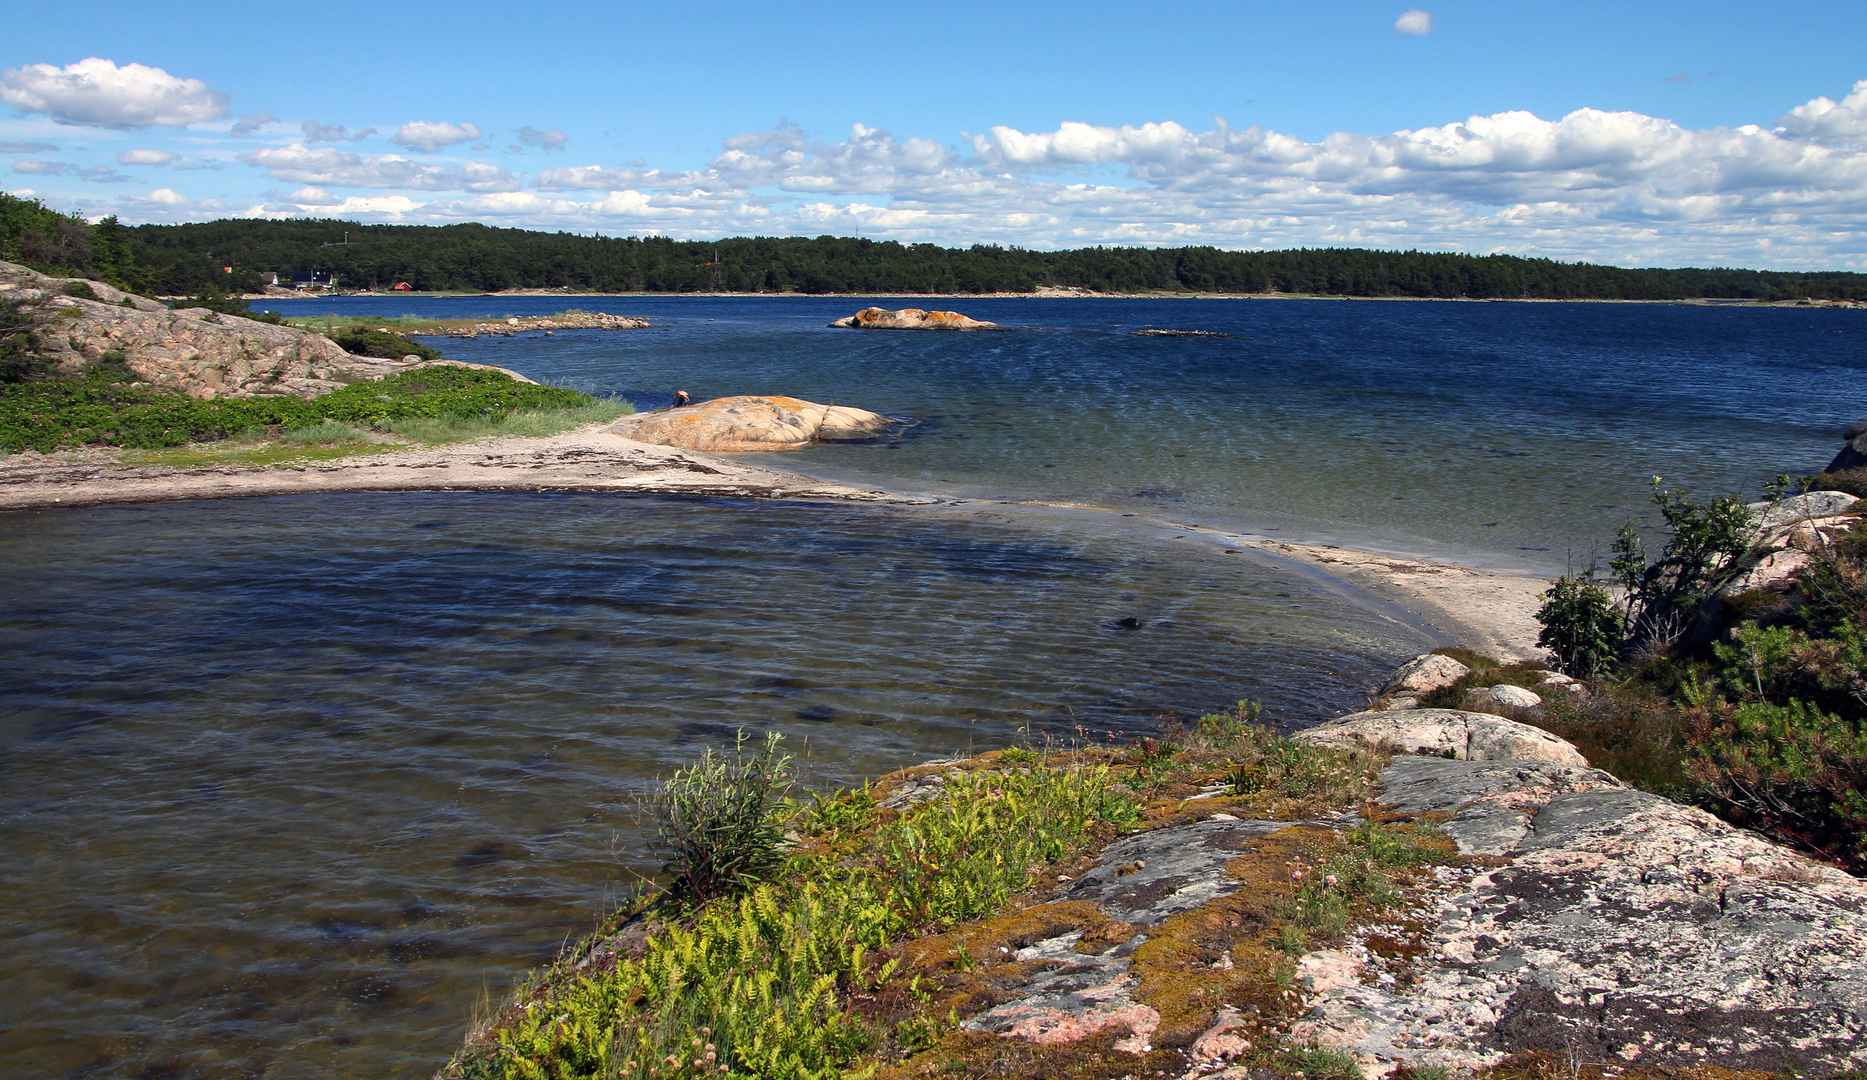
[3,296,1864,1079]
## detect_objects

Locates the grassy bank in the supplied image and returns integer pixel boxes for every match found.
[441,713,1461,1080]
[0,363,627,456]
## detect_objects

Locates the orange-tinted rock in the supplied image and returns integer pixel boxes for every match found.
[606,394,895,452]
[828,307,1000,330]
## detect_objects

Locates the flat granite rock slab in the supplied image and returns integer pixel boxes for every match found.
[1287,755,1867,1075]
[1060,817,1314,928]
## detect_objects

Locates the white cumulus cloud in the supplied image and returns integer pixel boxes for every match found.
[240,143,519,192]
[0,58,230,129]
[119,78,1867,268]
[392,120,482,153]
[117,149,179,166]
[1395,9,1433,35]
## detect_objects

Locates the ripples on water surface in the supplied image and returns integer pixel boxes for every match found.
[315,293,1867,567]
[6,296,1867,1078]
[1,492,1420,1079]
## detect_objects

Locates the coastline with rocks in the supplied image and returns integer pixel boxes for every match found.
[8,274,1866,1080]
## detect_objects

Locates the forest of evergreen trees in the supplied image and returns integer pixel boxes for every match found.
[6,191,1865,301]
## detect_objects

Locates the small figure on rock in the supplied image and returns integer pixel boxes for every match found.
[671,390,691,408]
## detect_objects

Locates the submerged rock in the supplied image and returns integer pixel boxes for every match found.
[1294,708,1587,767]
[828,306,999,330]
[606,394,897,452]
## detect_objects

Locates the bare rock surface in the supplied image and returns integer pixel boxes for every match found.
[1462,684,1543,712]
[1289,755,1867,1076]
[0,260,432,399]
[828,306,1000,330]
[606,395,897,452]
[1294,709,1588,767]
[1750,490,1860,530]
[1381,653,1470,695]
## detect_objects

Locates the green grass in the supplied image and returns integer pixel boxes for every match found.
[0,365,618,453]
[1275,820,1451,954]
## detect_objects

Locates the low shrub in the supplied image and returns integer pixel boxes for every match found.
[165,292,286,325]
[654,730,797,908]
[1810,467,1867,498]
[327,326,441,361]
[1535,576,1624,678]
[0,298,40,383]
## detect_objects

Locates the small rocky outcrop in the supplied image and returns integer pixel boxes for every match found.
[1381,653,1470,697]
[0,260,443,399]
[1294,708,1588,767]
[434,311,650,338]
[828,306,999,330]
[1823,421,1867,473]
[606,395,897,452]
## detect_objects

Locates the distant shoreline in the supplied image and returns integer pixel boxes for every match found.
[237,287,1864,308]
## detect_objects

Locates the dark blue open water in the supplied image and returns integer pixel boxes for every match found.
[2,296,1863,1079]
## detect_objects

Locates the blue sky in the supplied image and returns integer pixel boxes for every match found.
[5,0,1867,268]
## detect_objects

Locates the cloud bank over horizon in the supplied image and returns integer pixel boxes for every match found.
[6,55,1867,270]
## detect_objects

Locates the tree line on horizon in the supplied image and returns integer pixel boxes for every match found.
[6,190,1865,300]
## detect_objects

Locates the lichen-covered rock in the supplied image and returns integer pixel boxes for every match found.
[1749,490,1861,532]
[828,306,999,330]
[1288,755,1867,1076]
[1294,709,1587,767]
[606,394,896,452]
[0,260,433,399]
[1462,684,1542,712]
[1380,653,1470,696]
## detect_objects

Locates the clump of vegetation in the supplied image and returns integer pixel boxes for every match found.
[0,364,608,453]
[325,325,442,361]
[1534,577,1623,679]
[1275,820,1452,955]
[654,731,797,908]
[1526,477,1867,871]
[0,297,40,383]
[446,749,1141,1080]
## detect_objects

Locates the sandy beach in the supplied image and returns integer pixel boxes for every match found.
[0,424,1549,666]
